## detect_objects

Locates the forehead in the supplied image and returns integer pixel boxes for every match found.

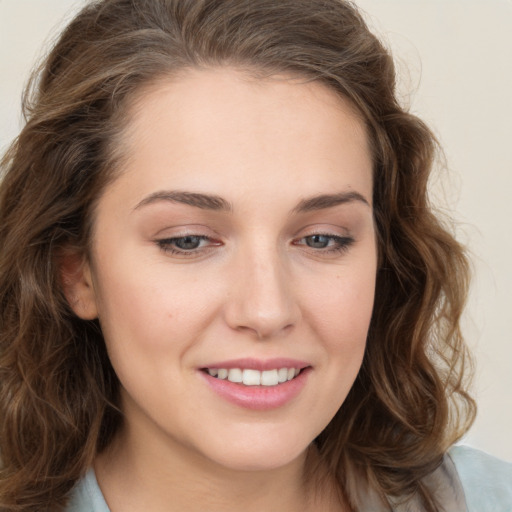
[104,68,372,209]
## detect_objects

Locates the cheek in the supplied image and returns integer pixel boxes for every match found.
[303,265,376,347]
[92,256,213,355]
[91,266,215,408]
[295,268,375,434]
[300,258,376,408]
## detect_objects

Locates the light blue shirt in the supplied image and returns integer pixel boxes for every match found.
[65,445,512,511]
[449,445,512,512]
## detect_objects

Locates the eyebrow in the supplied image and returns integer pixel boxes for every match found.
[133,191,233,212]
[133,189,370,214]
[292,191,370,213]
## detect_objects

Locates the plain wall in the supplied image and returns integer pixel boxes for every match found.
[1,0,511,460]
[353,0,512,461]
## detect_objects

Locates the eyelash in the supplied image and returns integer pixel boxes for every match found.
[156,235,217,257]
[293,234,354,254]
[155,233,354,257]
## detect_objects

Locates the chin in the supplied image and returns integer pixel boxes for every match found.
[193,427,313,473]
[212,448,306,473]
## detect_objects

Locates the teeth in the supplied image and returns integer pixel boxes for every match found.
[228,368,243,383]
[243,369,261,386]
[261,369,279,386]
[207,367,300,386]
[277,368,288,383]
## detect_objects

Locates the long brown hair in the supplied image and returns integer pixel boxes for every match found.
[0,1,475,510]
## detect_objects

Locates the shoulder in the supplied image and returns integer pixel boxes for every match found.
[65,468,110,512]
[448,444,512,512]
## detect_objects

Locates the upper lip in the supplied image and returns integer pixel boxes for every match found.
[200,358,311,371]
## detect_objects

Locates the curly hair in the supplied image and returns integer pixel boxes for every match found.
[0,0,475,510]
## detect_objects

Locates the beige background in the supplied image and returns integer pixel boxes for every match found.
[1,0,511,461]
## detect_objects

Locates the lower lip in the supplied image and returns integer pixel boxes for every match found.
[200,368,310,410]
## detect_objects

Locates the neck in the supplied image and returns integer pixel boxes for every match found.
[94,390,347,512]
[94,424,342,512]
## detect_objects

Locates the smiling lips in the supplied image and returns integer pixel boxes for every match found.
[206,367,301,386]
[200,359,310,410]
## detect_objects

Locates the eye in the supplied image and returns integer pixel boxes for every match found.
[305,234,334,249]
[156,235,220,256]
[294,234,354,254]
[170,235,205,250]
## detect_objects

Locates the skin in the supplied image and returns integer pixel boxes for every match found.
[67,68,377,512]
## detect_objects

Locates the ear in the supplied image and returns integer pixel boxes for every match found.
[58,250,98,320]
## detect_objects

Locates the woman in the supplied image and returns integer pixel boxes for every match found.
[0,0,510,511]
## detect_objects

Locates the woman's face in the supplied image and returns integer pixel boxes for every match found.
[76,68,377,472]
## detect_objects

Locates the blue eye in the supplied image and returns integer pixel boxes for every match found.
[171,235,204,250]
[156,235,215,256]
[305,234,333,249]
[295,234,354,253]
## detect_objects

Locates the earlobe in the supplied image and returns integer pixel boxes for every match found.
[58,250,98,320]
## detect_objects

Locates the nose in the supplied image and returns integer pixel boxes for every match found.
[223,245,301,339]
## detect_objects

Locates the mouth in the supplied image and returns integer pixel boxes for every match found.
[201,367,303,387]
[200,359,311,410]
